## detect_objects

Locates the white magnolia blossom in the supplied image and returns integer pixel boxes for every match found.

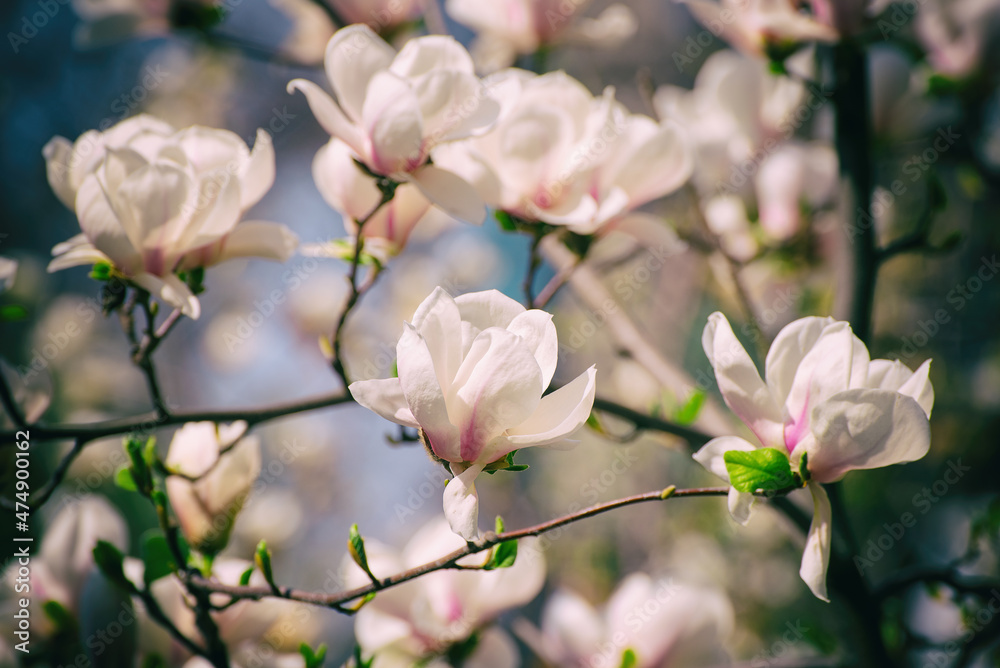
[325,0,424,29]
[915,0,1000,78]
[2,497,128,637]
[306,137,432,260]
[525,574,733,668]
[678,0,837,59]
[288,25,499,225]
[349,287,597,539]
[344,517,545,666]
[435,69,691,235]
[44,114,298,319]
[164,421,261,554]
[654,49,809,195]
[445,0,637,72]
[694,313,934,600]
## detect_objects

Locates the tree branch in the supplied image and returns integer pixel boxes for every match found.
[185,486,730,609]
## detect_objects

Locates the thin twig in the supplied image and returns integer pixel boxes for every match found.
[523,231,545,308]
[184,486,730,609]
[0,367,26,429]
[331,188,395,387]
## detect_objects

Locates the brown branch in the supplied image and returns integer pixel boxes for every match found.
[185,486,730,609]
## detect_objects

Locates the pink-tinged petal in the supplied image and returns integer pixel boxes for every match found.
[396,323,460,461]
[325,24,397,123]
[240,129,275,211]
[131,272,200,319]
[413,70,500,145]
[75,173,142,272]
[692,435,758,483]
[409,164,487,224]
[411,287,464,392]
[449,327,544,462]
[443,462,486,540]
[783,322,870,449]
[181,168,243,250]
[43,136,76,209]
[506,366,596,447]
[806,388,931,483]
[349,377,420,429]
[505,310,559,388]
[765,316,836,407]
[362,70,425,174]
[287,79,367,157]
[114,162,192,261]
[165,422,221,478]
[609,116,692,209]
[799,482,832,602]
[868,358,934,417]
[464,628,520,668]
[702,312,784,448]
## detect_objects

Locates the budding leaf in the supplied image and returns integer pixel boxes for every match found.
[723,448,795,494]
[485,539,518,571]
[239,566,254,586]
[495,210,517,232]
[115,467,138,492]
[620,649,638,668]
[674,389,706,425]
[255,540,276,590]
[141,531,178,584]
[42,600,76,634]
[348,524,378,584]
[299,642,328,668]
[92,541,135,593]
[798,452,811,485]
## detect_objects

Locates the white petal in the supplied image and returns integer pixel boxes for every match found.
[409,164,486,224]
[867,358,934,417]
[449,327,544,462]
[443,462,485,540]
[43,136,76,209]
[507,366,596,447]
[75,173,141,273]
[692,435,758,483]
[312,138,382,220]
[392,35,475,77]
[702,312,784,448]
[326,24,397,123]
[464,628,520,668]
[287,78,366,157]
[166,422,221,478]
[454,289,526,331]
[807,388,931,483]
[728,487,755,525]
[131,272,200,319]
[240,129,276,210]
[362,70,425,174]
[349,377,420,429]
[410,287,463,393]
[799,482,832,602]
[204,221,298,265]
[397,324,460,461]
[48,241,111,272]
[765,316,837,407]
[505,310,559,388]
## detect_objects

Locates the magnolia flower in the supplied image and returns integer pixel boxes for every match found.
[349,287,597,539]
[445,0,637,72]
[755,143,837,240]
[654,49,808,195]
[2,497,128,637]
[164,421,261,554]
[325,0,424,30]
[524,574,733,668]
[306,137,432,261]
[679,0,838,59]
[344,517,545,666]
[915,0,1000,78]
[435,69,690,234]
[694,313,933,600]
[288,25,499,224]
[44,114,298,319]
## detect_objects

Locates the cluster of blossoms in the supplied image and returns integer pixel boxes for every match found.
[21,0,955,663]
